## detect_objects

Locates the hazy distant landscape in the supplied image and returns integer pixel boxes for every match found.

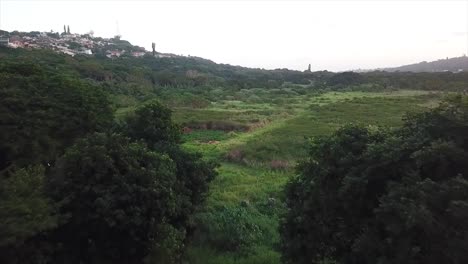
[1,1,468,263]
[383,56,468,73]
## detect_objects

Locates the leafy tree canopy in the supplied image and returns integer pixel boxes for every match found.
[0,62,113,170]
[48,133,179,263]
[280,95,468,264]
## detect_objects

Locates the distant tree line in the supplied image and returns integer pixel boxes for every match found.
[2,47,468,110]
[322,71,468,91]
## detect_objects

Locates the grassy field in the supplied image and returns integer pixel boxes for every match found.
[174,90,445,264]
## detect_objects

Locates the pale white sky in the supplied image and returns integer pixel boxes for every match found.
[0,0,467,71]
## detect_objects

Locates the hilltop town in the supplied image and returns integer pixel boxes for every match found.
[0,26,174,58]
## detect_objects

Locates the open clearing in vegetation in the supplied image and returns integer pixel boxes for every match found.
[178,90,444,264]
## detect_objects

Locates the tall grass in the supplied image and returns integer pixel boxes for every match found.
[173,90,444,264]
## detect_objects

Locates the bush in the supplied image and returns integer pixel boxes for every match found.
[197,207,263,252]
[269,160,290,170]
[184,120,249,132]
[124,101,181,146]
[225,149,245,162]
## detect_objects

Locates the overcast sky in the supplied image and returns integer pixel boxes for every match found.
[1,0,467,71]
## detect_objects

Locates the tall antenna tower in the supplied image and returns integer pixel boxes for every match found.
[0,0,3,31]
[115,20,121,39]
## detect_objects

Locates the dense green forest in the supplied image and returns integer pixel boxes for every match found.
[1,46,468,264]
[0,60,216,263]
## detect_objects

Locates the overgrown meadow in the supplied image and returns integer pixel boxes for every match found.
[0,47,455,263]
[169,89,444,263]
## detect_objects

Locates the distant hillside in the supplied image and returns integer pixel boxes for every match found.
[383,56,468,72]
[0,30,330,89]
[2,29,468,111]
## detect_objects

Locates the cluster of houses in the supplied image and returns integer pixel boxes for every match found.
[0,30,169,59]
[2,32,96,56]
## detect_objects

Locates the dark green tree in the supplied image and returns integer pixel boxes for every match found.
[123,101,181,147]
[0,62,112,263]
[48,133,181,263]
[0,62,113,170]
[122,102,217,234]
[280,95,468,264]
[327,71,364,87]
[0,166,58,263]
[44,102,216,263]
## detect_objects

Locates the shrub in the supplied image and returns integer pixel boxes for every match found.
[184,121,249,132]
[197,207,263,252]
[225,149,244,162]
[124,101,181,146]
[269,160,290,170]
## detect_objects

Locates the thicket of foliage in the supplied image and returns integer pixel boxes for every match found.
[327,71,364,87]
[0,63,216,263]
[280,95,468,264]
[0,62,113,169]
[362,71,468,91]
